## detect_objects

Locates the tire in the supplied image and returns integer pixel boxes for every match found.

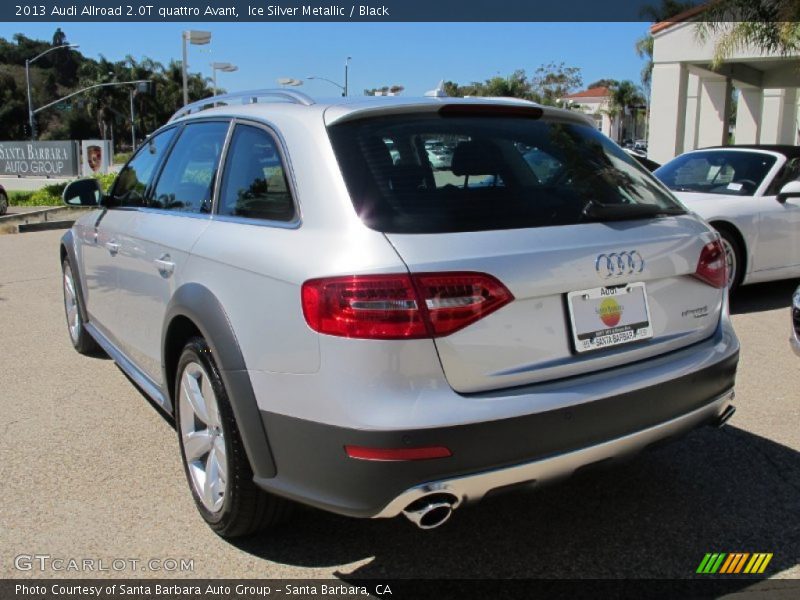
[175,337,291,538]
[62,258,102,355]
[0,191,8,215]
[715,226,744,293]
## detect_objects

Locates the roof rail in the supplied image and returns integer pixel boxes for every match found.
[169,89,315,122]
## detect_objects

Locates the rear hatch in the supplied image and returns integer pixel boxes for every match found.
[327,104,727,393]
[386,220,722,392]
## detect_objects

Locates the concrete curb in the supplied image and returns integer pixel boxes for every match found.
[0,206,93,235]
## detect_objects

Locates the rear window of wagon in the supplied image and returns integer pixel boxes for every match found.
[327,111,683,234]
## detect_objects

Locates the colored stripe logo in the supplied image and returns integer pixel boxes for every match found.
[696,553,773,574]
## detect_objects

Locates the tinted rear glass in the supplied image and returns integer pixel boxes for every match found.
[328,112,684,233]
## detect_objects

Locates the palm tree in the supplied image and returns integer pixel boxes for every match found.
[696,0,800,67]
[635,1,695,90]
[634,2,696,143]
[635,35,655,90]
[608,81,646,142]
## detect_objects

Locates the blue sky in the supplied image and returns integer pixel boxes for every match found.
[1,22,651,96]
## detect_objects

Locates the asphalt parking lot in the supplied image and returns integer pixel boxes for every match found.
[1,229,799,581]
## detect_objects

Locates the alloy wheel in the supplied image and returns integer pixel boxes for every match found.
[63,264,81,343]
[179,361,227,513]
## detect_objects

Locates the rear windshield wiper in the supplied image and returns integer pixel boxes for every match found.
[582,199,684,222]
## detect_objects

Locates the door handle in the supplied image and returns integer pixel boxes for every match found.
[154,255,175,277]
[104,241,120,256]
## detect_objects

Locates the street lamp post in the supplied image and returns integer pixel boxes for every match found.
[130,89,136,150]
[307,57,351,98]
[182,30,212,106]
[129,81,151,151]
[33,79,150,139]
[26,43,79,140]
[211,62,238,97]
[344,56,351,97]
[307,76,345,95]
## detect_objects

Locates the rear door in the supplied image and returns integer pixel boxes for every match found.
[328,109,726,393]
[113,121,229,385]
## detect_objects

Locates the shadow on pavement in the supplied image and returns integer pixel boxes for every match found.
[730,279,799,315]
[232,424,799,580]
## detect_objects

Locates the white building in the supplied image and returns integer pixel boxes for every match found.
[647,9,800,164]
[561,87,644,143]
[561,87,620,140]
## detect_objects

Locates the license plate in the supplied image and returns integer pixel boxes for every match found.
[567,282,653,353]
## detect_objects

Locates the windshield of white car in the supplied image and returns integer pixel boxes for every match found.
[654,150,776,196]
[328,113,685,234]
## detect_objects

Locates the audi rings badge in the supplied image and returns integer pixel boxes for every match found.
[595,251,645,278]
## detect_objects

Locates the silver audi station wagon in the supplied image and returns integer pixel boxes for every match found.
[60,91,739,535]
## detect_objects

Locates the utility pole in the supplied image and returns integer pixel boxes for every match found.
[130,89,136,151]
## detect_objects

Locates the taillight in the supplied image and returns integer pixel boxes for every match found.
[413,272,514,336]
[694,240,727,288]
[301,272,513,339]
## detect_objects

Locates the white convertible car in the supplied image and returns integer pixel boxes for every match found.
[655,146,800,291]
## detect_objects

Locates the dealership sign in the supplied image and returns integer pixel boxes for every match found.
[0,141,79,177]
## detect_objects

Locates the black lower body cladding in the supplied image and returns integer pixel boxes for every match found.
[255,351,738,518]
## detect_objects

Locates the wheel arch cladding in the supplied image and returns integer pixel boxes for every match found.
[163,283,277,479]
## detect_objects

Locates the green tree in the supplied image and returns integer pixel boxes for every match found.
[438,64,581,103]
[638,0,697,22]
[635,34,655,89]
[635,1,696,89]
[442,81,461,97]
[586,78,619,90]
[438,71,533,100]
[0,73,27,139]
[0,28,217,145]
[696,0,800,66]
[605,80,647,142]
[531,62,583,105]
[482,70,534,99]
[52,28,66,46]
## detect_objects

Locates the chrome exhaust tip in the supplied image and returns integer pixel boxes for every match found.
[402,493,458,530]
[716,405,736,428]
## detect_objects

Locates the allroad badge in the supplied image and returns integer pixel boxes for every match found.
[596,251,645,278]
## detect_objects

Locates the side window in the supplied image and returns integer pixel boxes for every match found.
[218,124,295,222]
[111,128,176,208]
[767,157,800,196]
[150,121,229,213]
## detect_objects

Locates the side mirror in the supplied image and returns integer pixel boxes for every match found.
[63,178,103,207]
[777,180,800,204]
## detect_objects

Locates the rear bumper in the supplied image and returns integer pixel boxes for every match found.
[375,388,734,518]
[254,348,738,518]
